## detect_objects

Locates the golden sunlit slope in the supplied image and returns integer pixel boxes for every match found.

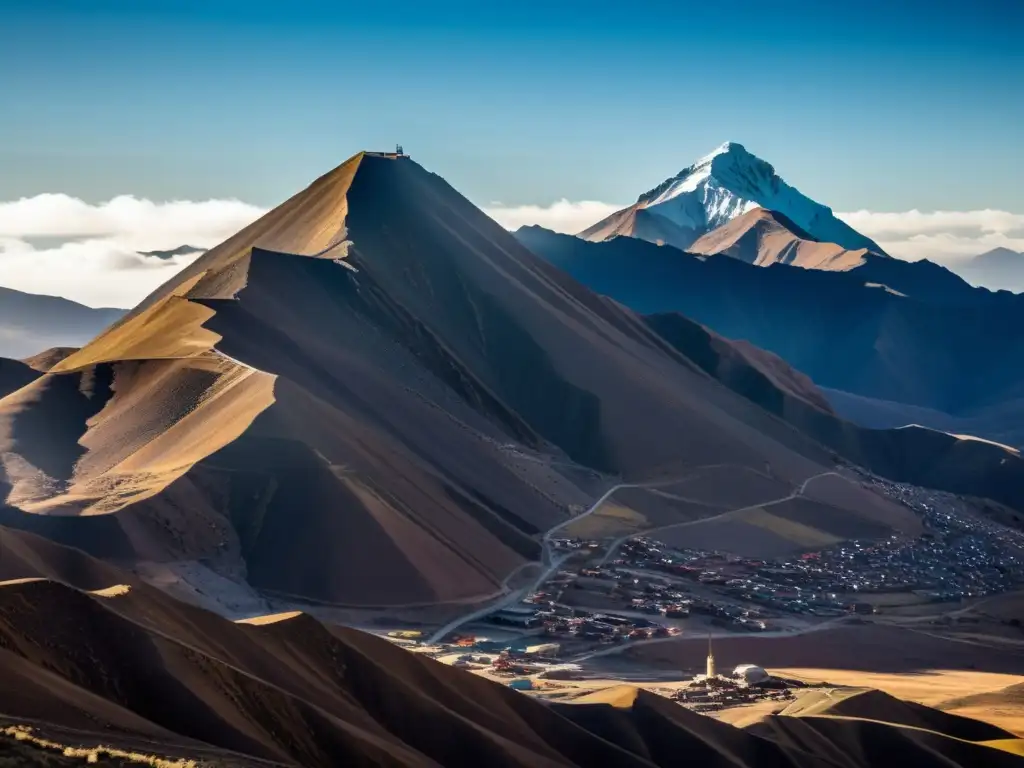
[688,209,874,270]
[0,152,906,608]
[21,347,78,373]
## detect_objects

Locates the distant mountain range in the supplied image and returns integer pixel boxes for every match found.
[519,225,1024,452]
[954,247,1024,292]
[138,244,206,259]
[518,146,1024,451]
[0,285,124,359]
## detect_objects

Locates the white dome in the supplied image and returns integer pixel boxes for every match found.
[733,664,769,683]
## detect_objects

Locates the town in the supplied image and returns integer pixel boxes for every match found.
[432,468,1024,659]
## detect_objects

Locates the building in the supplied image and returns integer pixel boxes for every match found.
[525,642,561,657]
[488,605,541,628]
[733,664,770,685]
[706,633,716,679]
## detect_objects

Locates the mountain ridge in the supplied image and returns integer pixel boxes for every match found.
[0,284,124,359]
[955,247,1024,292]
[518,226,1024,508]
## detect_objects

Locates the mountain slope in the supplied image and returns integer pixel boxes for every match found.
[955,247,1024,292]
[0,151,873,609]
[519,225,1024,410]
[688,208,873,270]
[646,310,1024,512]
[519,226,1024,445]
[0,286,124,359]
[579,142,885,255]
[517,226,1024,509]
[0,525,1015,768]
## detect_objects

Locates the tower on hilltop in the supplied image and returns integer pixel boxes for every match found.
[706,632,716,679]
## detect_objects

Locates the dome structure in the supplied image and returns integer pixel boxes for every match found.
[733,664,769,685]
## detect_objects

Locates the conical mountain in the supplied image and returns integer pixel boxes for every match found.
[580,142,885,256]
[0,152,913,608]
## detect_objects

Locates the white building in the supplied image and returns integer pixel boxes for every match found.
[733,664,769,685]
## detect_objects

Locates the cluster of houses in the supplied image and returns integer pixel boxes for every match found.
[472,469,1024,660]
[571,479,1024,618]
[489,600,682,643]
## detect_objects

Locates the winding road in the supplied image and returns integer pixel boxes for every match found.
[596,471,841,567]
[426,468,842,644]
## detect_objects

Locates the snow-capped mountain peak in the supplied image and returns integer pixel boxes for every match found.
[639,142,773,205]
[580,142,886,256]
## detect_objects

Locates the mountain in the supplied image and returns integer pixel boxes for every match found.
[517,226,1024,472]
[579,142,885,256]
[21,346,79,372]
[0,151,906,610]
[138,244,207,259]
[0,286,124,359]
[688,208,873,270]
[955,247,1024,292]
[679,206,977,303]
[0,525,1016,767]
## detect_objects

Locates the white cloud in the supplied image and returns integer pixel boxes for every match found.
[0,194,264,242]
[835,209,1024,263]
[2,190,1021,309]
[0,194,266,308]
[483,199,624,235]
[483,199,1024,264]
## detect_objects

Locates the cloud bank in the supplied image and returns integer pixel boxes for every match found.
[484,201,1024,263]
[1,192,1021,308]
[835,209,1024,262]
[483,200,625,235]
[0,195,265,308]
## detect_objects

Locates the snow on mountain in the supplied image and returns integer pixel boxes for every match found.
[579,142,887,256]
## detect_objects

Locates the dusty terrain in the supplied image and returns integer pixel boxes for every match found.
[0,524,1016,767]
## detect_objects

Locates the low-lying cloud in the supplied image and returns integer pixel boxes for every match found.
[483,200,625,235]
[836,209,1024,262]
[0,194,266,308]
[1,192,1021,308]
[485,201,1024,263]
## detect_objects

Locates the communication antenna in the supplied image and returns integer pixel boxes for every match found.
[396,144,405,156]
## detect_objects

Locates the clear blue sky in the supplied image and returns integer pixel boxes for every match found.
[2,0,1022,211]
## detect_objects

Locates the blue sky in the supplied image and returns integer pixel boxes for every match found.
[3,0,1022,210]
[0,0,1022,307]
